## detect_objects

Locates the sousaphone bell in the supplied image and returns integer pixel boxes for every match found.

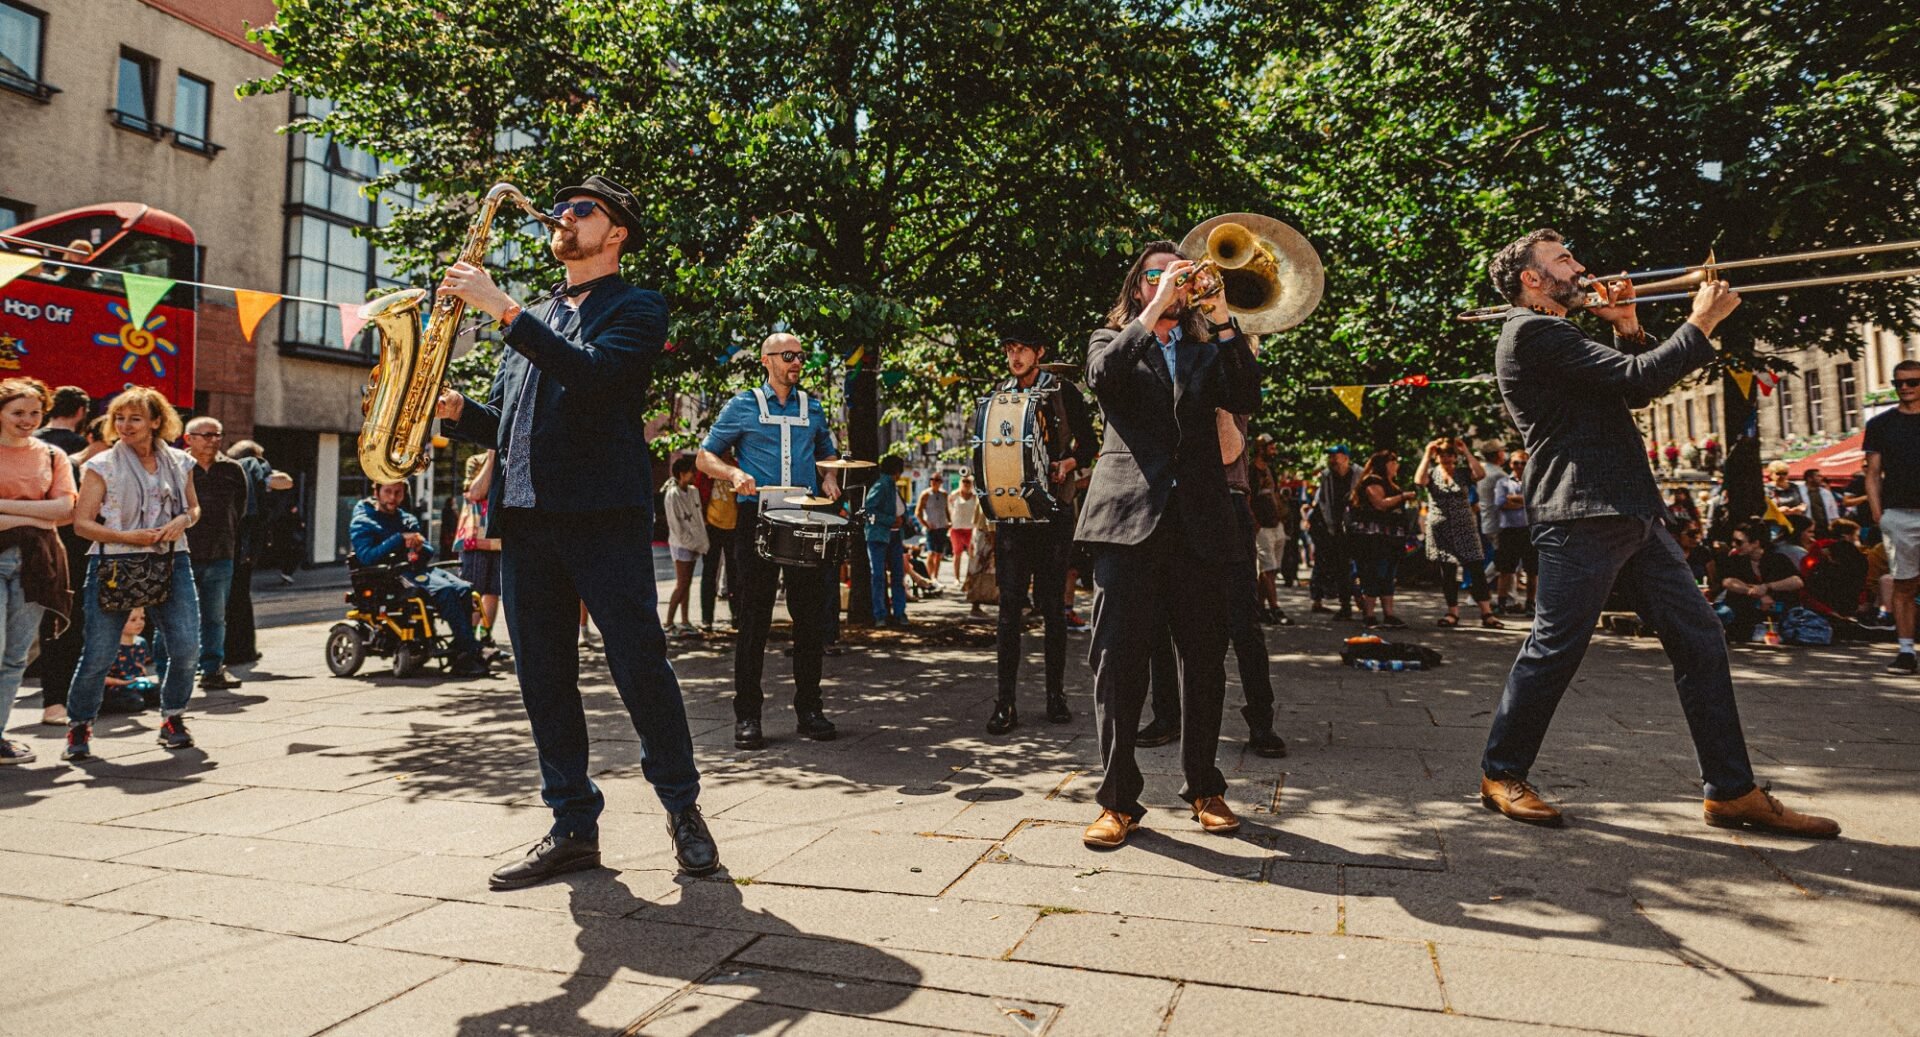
[1177,213,1325,334]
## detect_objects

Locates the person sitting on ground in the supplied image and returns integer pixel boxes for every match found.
[101,608,159,714]
[349,481,488,677]
[1718,520,1803,641]
[1802,518,1869,624]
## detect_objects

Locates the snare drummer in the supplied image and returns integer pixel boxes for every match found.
[696,333,842,750]
[985,322,1095,736]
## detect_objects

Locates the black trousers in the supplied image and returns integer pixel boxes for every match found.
[497,508,700,837]
[1089,510,1231,817]
[34,530,90,708]
[1311,528,1355,606]
[1147,493,1275,733]
[729,500,828,720]
[1438,561,1492,607]
[994,521,1070,703]
[699,522,735,627]
[225,517,264,662]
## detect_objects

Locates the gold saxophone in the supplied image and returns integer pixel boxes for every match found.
[355,183,562,483]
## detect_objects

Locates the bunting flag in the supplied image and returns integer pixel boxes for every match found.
[1332,385,1366,419]
[1391,374,1430,387]
[1728,368,1755,399]
[337,301,371,348]
[233,289,282,343]
[880,369,907,389]
[1763,495,1790,530]
[846,346,866,370]
[1756,372,1778,397]
[122,272,176,331]
[0,253,40,291]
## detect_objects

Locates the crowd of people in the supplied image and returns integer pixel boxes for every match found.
[0,380,292,766]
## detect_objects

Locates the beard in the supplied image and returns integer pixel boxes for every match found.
[1539,270,1586,310]
[550,227,603,262]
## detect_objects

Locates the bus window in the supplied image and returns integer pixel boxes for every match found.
[80,233,199,308]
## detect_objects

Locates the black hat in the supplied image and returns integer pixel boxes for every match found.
[557,175,642,235]
[996,321,1048,350]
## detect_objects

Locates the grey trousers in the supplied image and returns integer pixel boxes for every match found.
[1481,515,1757,801]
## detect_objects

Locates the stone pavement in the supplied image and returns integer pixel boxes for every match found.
[2,583,1916,1036]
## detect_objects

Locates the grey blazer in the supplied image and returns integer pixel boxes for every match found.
[1074,320,1260,555]
[1495,307,1712,524]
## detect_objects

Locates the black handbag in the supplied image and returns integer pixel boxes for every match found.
[97,544,174,612]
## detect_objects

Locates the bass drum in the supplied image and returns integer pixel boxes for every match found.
[972,389,1058,522]
[755,509,855,568]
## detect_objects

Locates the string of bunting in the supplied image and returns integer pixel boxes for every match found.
[0,252,405,349]
[1313,373,1497,420]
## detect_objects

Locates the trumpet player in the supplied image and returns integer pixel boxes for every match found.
[435,175,721,890]
[1476,228,1838,839]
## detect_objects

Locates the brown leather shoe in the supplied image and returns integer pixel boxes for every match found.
[1190,795,1241,834]
[1704,787,1840,839]
[1082,809,1140,848]
[1479,775,1563,826]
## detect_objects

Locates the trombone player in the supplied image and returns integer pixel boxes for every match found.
[434,175,720,890]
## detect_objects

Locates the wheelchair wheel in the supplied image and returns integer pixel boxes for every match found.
[326,623,367,677]
[393,640,432,678]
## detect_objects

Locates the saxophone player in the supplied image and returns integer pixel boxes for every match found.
[434,176,721,890]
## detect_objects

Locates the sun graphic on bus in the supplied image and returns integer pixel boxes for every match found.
[93,303,178,377]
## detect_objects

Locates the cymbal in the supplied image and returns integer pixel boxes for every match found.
[818,458,877,470]
[784,495,837,507]
[1036,363,1081,376]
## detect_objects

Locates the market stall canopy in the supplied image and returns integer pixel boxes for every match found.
[1785,432,1864,483]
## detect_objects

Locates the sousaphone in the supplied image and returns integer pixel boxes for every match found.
[1177,213,1324,334]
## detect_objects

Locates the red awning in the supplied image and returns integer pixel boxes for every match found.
[1785,432,1865,482]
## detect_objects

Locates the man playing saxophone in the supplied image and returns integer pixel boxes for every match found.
[434,175,721,890]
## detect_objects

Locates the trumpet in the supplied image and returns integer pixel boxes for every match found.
[1457,238,1920,323]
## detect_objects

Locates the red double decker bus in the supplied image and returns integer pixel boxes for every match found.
[0,203,197,407]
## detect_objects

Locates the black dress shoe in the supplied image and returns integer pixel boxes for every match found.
[986,700,1018,735]
[668,804,721,876]
[1046,694,1072,724]
[449,652,491,678]
[734,718,765,750]
[489,834,601,891]
[797,710,837,741]
[1135,717,1180,747]
[1248,728,1289,758]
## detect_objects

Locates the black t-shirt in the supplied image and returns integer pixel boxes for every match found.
[1727,550,1801,608]
[34,427,86,454]
[1863,408,1920,509]
[1685,544,1714,582]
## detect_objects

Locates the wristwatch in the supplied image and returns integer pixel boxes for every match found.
[498,301,523,328]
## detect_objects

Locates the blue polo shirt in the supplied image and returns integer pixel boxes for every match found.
[701,383,838,500]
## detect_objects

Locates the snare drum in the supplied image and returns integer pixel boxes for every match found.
[972,389,1058,522]
[756,509,855,568]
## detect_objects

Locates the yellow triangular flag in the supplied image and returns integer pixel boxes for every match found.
[0,253,40,291]
[1729,368,1755,399]
[233,290,281,343]
[123,272,176,331]
[847,346,866,369]
[1332,385,1365,419]
[1763,495,1789,531]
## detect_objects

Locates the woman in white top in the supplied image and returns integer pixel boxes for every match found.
[660,455,709,638]
[948,474,980,582]
[61,387,201,762]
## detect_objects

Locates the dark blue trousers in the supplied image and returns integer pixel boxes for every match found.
[1482,516,1756,801]
[499,508,700,839]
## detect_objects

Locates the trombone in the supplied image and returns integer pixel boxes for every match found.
[1456,238,1920,323]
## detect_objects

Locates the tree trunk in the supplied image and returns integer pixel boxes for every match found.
[846,361,880,624]
[1719,370,1764,538]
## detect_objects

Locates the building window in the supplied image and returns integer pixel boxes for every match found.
[1705,392,1718,435]
[1837,362,1858,432]
[1778,376,1796,438]
[0,196,29,231]
[1806,369,1824,434]
[0,1,52,100]
[112,48,159,135]
[1684,398,1696,440]
[171,72,219,154]
[1663,403,1675,443]
[279,97,419,359]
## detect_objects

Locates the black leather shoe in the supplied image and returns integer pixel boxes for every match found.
[1046,694,1072,724]
[489,834,601,890]
[668,805,721,876]
[1248,728,1289,758]
[1135,717,1180,747]
[986,700,1018,735]
[734,718,765,750]
[449,652,491,678]
[797,710,837,741]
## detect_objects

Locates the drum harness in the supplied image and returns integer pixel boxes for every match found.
[751,386,813,495]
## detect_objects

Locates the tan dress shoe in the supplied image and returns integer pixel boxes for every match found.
[1704,787,1840,839]
[1191,795,1241,834]
[1082,809,1139,848]
[1479,775,1563,826]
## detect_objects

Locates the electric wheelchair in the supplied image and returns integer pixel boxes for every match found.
[324,558,473,678]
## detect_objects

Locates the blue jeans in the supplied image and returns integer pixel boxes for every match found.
[69,552,200,724]
[0,547,45,734]
[191,557,234,675]
[867,534,907,623]
[402,567,479,654]
[1482,516,1756,800]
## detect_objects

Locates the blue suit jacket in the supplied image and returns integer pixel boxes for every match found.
[442,278,669,533]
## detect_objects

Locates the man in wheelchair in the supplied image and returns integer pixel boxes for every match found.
[349,482,490,677]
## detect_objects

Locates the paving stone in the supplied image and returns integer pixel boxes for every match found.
[0,773,237,822]
[946,858,1338,933]
[1635,890,1920,985]
[111,832,410,884]
[997,820,1273,883]
[0,847,165,902]
[336,851,684,915]
[103,786,384,836]
[0,917,451,1037]
[1165,983,1568,1036]
[647,878,1039,958]
[352,900,753,983]
[1340,866,1686,963]
[552,810,834,885]
[715,782,973,833]
[695,962,1044,1034]
[180,737,415,792]
[264,796,547,856]
[81,870,429,940]
[0,899,158,971]
[321,962,680,1037]
[0,813,191,861]
[756,829,992,895]
[635,992,945,1036]
[1268,811,1447,871]
[1012,912,1445,1009]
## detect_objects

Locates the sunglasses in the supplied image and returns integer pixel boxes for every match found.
[1894,378,1920,389]
[1143,268,1165,285]
[764,350,804,363]
[1731,537,1750,546]
[547,199,602,220]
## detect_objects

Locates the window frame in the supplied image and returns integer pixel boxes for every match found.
[1837,362,1858,433]
[1778,376,1796,438]
[1805,369,1824,434]
[0,0,56,102]
[169,69,222,156]
[0,195,31,231]
[110,46,161,138]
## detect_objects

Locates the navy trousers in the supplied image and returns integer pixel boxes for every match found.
[994,520,1070,702]
[1482,515,1756,801]
[1146,492,1275,733]
[498,508,700,839]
